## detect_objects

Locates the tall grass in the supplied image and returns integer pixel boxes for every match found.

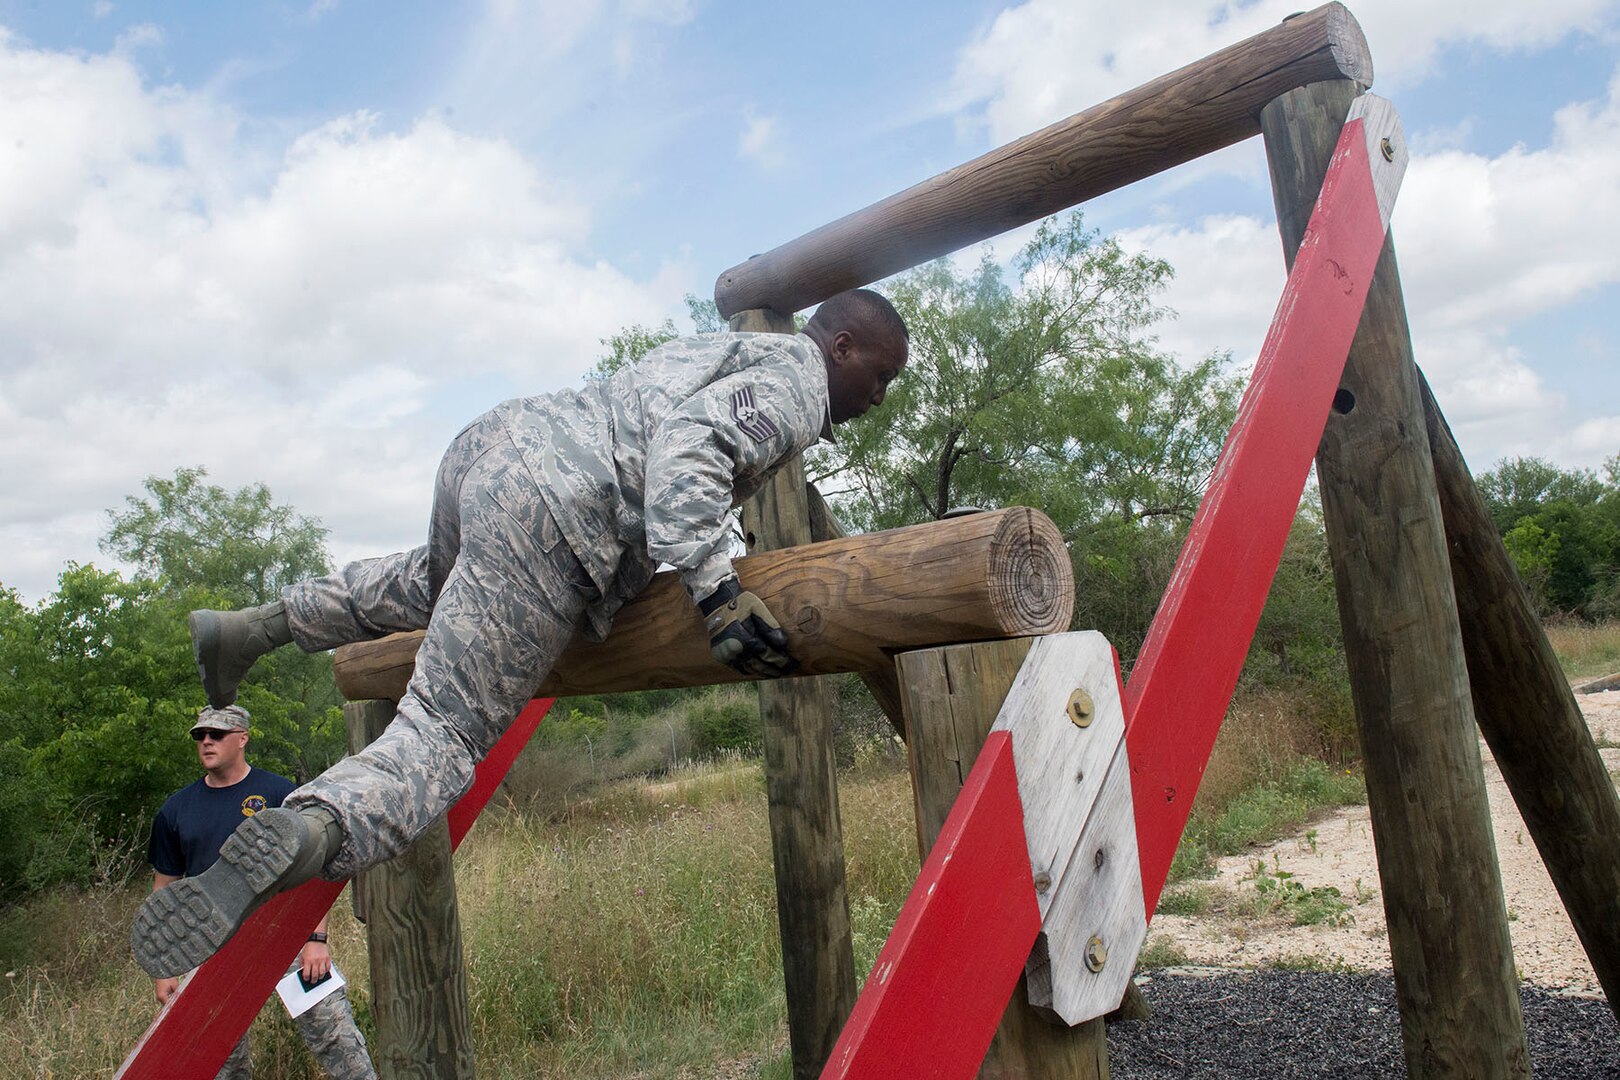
[1545,618,1620,680]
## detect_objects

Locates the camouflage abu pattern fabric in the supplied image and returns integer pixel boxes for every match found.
[280,332,825,876]
[496,331,830,637]
[285,411,594,875]
[215,961,375,1080]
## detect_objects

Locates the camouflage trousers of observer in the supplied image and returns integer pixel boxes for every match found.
[283,410,598,877]
[215,962,374,1080]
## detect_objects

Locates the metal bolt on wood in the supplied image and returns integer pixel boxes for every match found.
[1067,688,1094,728]
[1033,871,1053,894]
[1085,936,1108,973]
[1380,136,1396,161]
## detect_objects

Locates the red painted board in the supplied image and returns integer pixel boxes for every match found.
[116,698,555,1079]
[822,731,1041,1080]
[1123,118,1388,915]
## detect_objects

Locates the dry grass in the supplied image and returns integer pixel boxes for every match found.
[2,674,1376,1077]
[1545,619,1620,681]
[0,885,374,1079]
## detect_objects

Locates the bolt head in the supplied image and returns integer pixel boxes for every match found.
[1067,688,1094,728]
[1085,935,1108,973]
[1033,871,1052,894]
[1380,136,1396,162]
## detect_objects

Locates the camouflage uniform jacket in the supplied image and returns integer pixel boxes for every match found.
[494,331,829,640]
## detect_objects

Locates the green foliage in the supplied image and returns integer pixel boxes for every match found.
[1169,758,1365,883]
[0,473,348,899]
[685,688,762,757]
[1478,454,1620,618]
[102,466,330,607]
[592,294,724,378]
[1243,859,1354,927]
[812,213,1241,661]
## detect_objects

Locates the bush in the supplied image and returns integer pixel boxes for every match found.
[686,688,761,757]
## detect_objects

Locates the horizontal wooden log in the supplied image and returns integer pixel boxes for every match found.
[713,2,1370,318]
[333,506,1073,702]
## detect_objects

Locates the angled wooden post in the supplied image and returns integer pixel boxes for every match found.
[899,637,1109,1079]
[1420,374,1620,1017]
[732,305,858,1079]
[1260,78,1529,1076]
[347,700,474,1079]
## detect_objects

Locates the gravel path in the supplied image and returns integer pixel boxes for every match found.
[1106,970,1619,1078]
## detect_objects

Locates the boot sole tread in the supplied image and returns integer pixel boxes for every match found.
[130,810,309,979]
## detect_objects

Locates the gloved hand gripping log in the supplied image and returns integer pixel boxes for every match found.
[699,576,799,678]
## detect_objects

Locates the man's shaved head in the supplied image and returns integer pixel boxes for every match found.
[805,288,909,347]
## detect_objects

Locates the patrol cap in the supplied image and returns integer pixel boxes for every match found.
[191,704,251,736]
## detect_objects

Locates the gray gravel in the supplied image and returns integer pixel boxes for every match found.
[1106,970,1619,1077]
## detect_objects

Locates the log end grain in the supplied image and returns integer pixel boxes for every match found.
[988,507,1074,636]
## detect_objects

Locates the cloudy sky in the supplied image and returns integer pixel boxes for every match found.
[3,1,1618,601]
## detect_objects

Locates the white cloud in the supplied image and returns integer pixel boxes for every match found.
[953,0,1620,147]
[0,34,689,600]
[738,109,787,169]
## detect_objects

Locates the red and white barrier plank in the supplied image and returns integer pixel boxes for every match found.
[1125,93,1407,915]
[823,93,1407,1079]
[116,699,555,1080]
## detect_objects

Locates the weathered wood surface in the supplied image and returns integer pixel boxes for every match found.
[805,481,908,738]
[116,699,555,1080]
[898,638,1109,1078]
[332,506,1073,702]
[1125,88,1403,914]
[731,303,856,1080]
[1576,670,1620,694]
[348,700,474,1080]
[1420,373,1620,1017]
[1261,80,1528,1076]
[714,3,1370,318]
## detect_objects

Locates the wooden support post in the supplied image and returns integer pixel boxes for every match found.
[732,305,857,1080]
[900,638,1109,1079]
[347,700,475,1080]
[1420,374,1620,1017]
[1260,80,1529,1076]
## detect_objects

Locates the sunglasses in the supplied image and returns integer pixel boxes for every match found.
[191,729,239,743]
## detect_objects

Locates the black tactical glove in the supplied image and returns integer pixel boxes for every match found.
[698,577,799,679]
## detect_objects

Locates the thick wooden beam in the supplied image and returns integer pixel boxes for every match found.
[332,506,1074,702]
[730,304,857,1079]
[804,481,907,739]
[1260,81,1529,1076]
[1420,373,1620,1018]
[714,2,1370,318]
[898,637,1109,1079]
[348,700,474,1079]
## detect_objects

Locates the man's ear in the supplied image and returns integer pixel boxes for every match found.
[828,329,855,364]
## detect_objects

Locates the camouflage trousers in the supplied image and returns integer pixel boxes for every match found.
[284,410,599,877]
[215,961,375,1080]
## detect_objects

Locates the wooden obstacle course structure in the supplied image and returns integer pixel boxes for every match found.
[120,4,1620,1078]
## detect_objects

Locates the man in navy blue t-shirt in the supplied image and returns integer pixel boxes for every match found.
[147,705,375,1080]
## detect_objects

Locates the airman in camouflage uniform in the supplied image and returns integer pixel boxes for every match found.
[132,289,908,979]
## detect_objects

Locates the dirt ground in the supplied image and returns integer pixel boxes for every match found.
[1148,687,1620,996]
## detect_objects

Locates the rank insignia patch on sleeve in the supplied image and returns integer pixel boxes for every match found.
[731,386,780,443]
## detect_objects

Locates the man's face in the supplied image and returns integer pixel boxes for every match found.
[194,728,247,773]
[826,330,908,425]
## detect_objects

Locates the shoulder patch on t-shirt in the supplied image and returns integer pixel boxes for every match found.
[731,386,780,443]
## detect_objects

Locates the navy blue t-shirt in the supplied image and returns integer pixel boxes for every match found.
[148,767,297,878]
